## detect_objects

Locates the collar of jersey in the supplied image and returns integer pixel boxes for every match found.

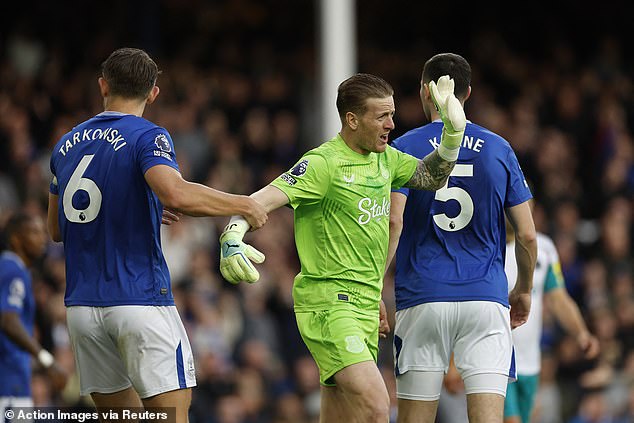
[97,111,132,117]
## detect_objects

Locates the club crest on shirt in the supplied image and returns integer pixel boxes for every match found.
[290,159,308,177]
[344,335,365,354]
[8,278,25,308]
[154,134,172,153]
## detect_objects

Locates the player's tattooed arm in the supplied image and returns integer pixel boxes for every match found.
[404,149,456,191]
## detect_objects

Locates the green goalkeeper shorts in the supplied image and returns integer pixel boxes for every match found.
[296,307,379,386]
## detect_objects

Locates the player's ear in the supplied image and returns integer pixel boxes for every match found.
[146,85,160,104]
[463,85,472,102]
[421,82,431,102]
[345,111,359,130]
[98,77,109,98]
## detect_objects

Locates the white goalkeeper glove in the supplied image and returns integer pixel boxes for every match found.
[429,75,466,160]
[219,218,265,284]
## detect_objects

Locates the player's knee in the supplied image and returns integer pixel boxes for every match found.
[359,390,390,420]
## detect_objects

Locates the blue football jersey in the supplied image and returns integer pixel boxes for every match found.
[392,120,532,310]
[0,252,35,396]
[49,112,179,306]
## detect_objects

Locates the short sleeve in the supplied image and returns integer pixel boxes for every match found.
[49,156,59,195]
[544,241,565,292]
[504,148,532,207]
[269,153,330,209]
[137,128,180,174]
[49,176,59,196]
[386,145,417,196]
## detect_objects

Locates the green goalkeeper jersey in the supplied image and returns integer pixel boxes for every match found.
[270,134,418,312]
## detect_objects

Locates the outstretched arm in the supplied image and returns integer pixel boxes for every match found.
[144,164,268,229]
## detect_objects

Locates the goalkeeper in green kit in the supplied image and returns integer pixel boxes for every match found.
[218,73,466,422]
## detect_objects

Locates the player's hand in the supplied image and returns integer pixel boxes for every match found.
[379,300,390,339]
[161,208,182,225]
[219,228,265,284]
[47,362,68,392]
[429,75,466,150]
[577,332,600,360]
[508,288,531,329]
[243,197,268,230]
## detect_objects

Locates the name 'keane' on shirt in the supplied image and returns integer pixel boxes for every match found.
[428,135,485,153]
[58,127,127,156]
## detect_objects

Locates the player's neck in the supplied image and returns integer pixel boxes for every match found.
[104,97,147,117]
[339,129,369,155]
[11,247,32,268]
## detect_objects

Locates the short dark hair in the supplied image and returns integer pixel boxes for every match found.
[336,73,394,119]
[2,212,33,250]
[422,53,471,100]
[101,48,160,99]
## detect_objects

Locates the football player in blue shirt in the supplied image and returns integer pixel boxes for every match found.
[0,212,67,415]
[47,48,267,423]
[386,53,538,423]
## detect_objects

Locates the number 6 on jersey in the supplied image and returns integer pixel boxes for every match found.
[63,154,103,223]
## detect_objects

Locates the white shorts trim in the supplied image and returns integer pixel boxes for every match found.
[394,301,515,399]
[395,371,509,400]
[463,373,508,396]
[67,305,196,398]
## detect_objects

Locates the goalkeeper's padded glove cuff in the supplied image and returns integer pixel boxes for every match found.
[439,127,464,156]
[438,143,460,162]
[220,216,250,243]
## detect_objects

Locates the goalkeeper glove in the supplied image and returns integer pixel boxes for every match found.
[429,75,466,160]
[219,220,265,284]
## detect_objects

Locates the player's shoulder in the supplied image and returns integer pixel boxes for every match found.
[306,137,343,162]
[0,252,26,281]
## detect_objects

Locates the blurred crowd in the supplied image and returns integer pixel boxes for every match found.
[0,1,633,422]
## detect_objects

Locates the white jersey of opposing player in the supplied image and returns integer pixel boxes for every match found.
[506,233,564,375]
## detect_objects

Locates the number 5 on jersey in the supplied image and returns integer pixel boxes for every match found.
[433,164,473,232]
[63,154,103,223]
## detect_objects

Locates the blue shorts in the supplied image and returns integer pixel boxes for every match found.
[504,373,540,423]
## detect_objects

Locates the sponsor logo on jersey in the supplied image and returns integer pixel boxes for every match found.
[290,159,308,177]
[343,174,355,184]
[357,196,390,225]
[154,134,172,153]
